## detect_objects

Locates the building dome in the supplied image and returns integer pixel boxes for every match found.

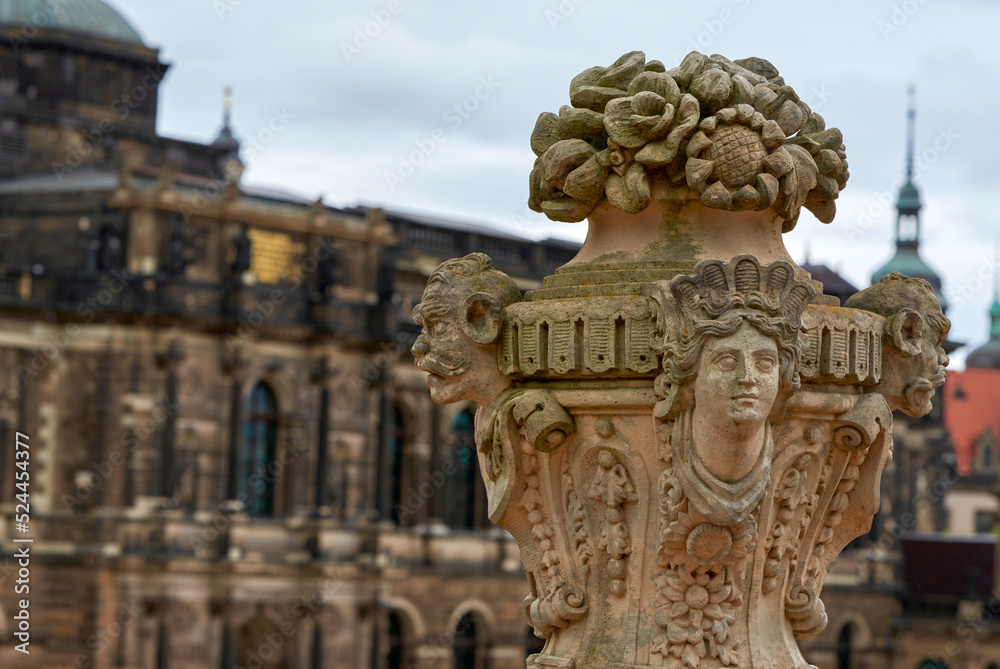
[871,243,947,311]
[967,341,1000,369]
[896,180,921,215]
[0,0,144,45]
[966,296,1000,369]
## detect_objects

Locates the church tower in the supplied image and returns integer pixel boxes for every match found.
[871,86,948,311]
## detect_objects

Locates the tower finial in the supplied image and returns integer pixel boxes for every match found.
[994,244,999,303]
[905,85,916,181]
[987,243,1000,341]
[212,85,240,155]
[222,86,233,131]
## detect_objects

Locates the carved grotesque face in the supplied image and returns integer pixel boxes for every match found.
[843,273,951,418]
[693,322,780,431]
[892,307,950,417]
[411,282,508,407]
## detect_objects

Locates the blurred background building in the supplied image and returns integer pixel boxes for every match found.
[0,1,997,668]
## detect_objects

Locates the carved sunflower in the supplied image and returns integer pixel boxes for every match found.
[685,104,789,211]
[659,508,756,571]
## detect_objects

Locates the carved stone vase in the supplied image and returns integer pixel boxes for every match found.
[411,51,950,669]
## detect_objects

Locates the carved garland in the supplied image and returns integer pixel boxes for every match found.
[522,441,589,636]
[651,419,749,668]
[784,446,864,637]
[563,462,594,578]
[587,445,638,596]
[762,453,815,594]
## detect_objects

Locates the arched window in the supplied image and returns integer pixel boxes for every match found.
[917,660,948,669]
[239,616,290,669]
[976,429,997,472]
[383,405,406,524]
[156,621,169,669]
[444,409,480,529]
[242,382,279,516]
[836,623,853,669]
[310,620,323,669]
[453,612,489,669]
[386,610,406,669]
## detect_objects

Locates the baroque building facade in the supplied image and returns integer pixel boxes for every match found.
[0,2,576,667]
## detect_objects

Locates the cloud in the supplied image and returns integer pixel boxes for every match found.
[113,0,1000,364]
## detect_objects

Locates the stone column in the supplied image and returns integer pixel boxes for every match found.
[411,51,950,669]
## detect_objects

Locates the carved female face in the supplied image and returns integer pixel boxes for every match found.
[692,321,780,432]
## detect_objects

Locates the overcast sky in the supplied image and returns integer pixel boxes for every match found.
[113,0,999,367]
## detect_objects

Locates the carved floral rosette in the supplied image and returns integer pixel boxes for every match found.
[472,257,894,669]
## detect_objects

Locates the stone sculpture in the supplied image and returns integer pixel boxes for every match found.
[412,51,947,669]
[411,253,521,407]
[230,223,252,276]
[527,51,847,229]
[843,272,950,417]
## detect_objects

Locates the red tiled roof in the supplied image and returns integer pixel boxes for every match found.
[944,367,1000,475]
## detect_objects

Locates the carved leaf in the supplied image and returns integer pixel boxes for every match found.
[561,154,606,203]
[557,105,605,142]
[530,112,561,157]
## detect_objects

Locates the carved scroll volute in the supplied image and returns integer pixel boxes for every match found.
[479,389,590,641]
[828,393,893,555]
[760,390,891,648]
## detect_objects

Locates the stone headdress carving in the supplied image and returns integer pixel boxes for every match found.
[528,51,848,230]
[652,254,816,419]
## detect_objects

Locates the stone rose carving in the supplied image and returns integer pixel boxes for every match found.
[528,50,848,230]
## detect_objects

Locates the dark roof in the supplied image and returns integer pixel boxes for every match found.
[348,205,528,243]
[967,341,1000,369]
[0,167,120,194]
[0,168,580,253]
[966,298,1000,369]
[346,205,578,248]
[801,263,858,301]
[902,533,994,599]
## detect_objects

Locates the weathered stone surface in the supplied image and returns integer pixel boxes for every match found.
[413,52,947,669]
[528,50,849,232]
